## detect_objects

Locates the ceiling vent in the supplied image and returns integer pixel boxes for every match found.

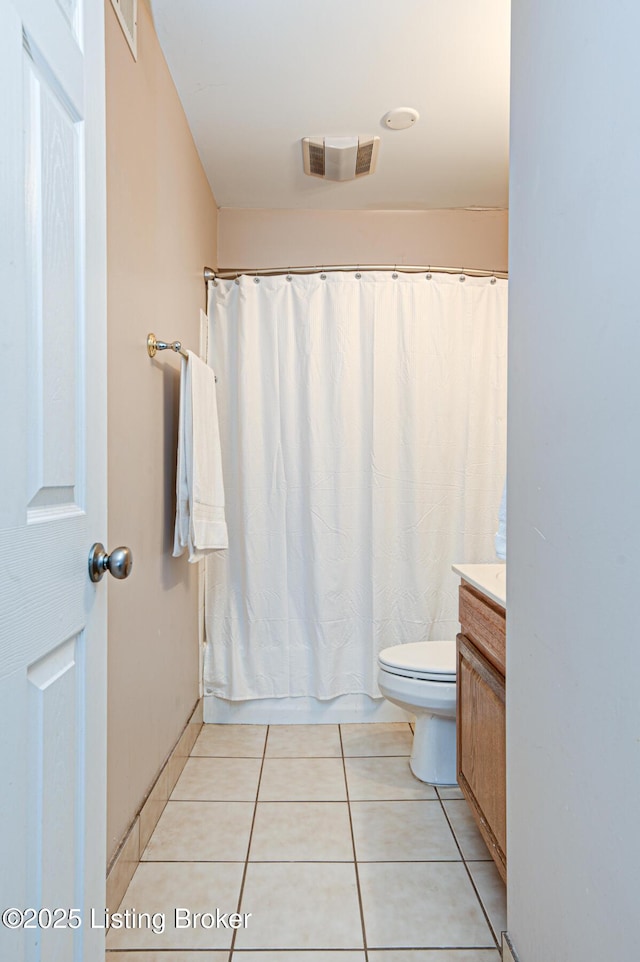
[302,136,380,181]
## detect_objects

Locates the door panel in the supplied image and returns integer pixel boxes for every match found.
[24,37,83,515]
[27,634,82,961]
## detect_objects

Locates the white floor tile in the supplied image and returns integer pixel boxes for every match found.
[467,860,507,942]
[345,756,437,801]
[192,724,267,757]
[250,801,353,861]
[171,757,262,801]
[442,799,492,860]
[351,800,460,861]
[259,758,347,801]
[358,861,495,948]
[265,724,342,757]
[341,722,413,757]
[235,862,364,950]
[106,862,244,950]
[437,786,465,799]
[142,801,253,861]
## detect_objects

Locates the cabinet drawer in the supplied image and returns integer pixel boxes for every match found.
[458,583,506,674]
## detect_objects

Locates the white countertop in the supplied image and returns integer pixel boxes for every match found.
[452,563,506,608]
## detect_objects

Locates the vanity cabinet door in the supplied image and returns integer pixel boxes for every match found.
[456,632,507,881]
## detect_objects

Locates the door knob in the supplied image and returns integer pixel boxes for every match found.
[88,543,133,583]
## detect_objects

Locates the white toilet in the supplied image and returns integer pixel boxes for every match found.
[378,640,457,786]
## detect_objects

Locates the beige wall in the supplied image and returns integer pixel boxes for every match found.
[218,208,508,272]
[105,0,217,861]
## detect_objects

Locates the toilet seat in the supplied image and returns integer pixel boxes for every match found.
[378,640,456,683]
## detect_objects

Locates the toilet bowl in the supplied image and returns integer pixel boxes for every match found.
[377,640,457,786]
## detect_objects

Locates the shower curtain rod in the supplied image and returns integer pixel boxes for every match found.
[203,264,508,283]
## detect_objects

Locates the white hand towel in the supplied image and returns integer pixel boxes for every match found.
[173,348,228,562]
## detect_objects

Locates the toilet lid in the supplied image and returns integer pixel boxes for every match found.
[378,640,456,681]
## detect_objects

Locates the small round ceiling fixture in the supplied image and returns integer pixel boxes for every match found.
[382,107,420,130]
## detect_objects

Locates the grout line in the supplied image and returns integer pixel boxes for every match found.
[191,752,413,761]
[238,754,412,759]
[148,799,256,804]
[228,725,269,962]
[147,858,490,867]
[190,755,266,759]
[437,795,500,950]
[107,947,500,955]
[339,725,369,962]
[189,751,413,760]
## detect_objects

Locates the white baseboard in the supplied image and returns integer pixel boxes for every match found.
[204,692,412,725]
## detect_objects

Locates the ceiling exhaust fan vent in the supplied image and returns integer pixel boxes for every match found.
[355,139,375,175]
[302,136,380,181]
[307,141,325,177]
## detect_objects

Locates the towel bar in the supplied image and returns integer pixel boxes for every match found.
[147,332,216,380]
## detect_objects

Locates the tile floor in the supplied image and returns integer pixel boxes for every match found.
[106,722,506,961]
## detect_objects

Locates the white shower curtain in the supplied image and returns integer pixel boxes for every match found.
[204,271,507,701]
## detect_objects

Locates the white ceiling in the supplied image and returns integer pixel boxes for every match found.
[149,0,510,211]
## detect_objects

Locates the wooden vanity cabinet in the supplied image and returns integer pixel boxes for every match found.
[456,583,507,882]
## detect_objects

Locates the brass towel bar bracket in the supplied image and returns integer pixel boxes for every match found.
[147,333,188,360]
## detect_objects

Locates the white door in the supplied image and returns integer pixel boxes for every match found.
[0,0,108,959]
